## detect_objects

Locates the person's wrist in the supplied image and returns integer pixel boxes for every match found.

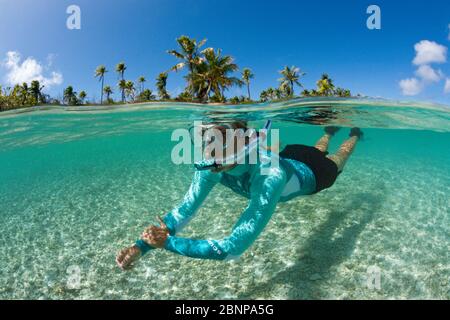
[163,235,173,249]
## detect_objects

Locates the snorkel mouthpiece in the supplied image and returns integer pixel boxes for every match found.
[194,159,219,171]
[193,120,272,171]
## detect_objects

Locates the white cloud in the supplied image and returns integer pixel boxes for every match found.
[415,65,443,83]
[399,78,423,96]
[444,78,450,94]
[2,51,63,88]
[412,40,447,65]
[46,53,57,67]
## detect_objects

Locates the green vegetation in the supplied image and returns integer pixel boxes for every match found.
[103,86,113,103]
[137,76,146,94]
[156,72,170,100]
[278,66,305,97]
[78,91,87,104]
[30,80,46,104]
[0,80,54,111]
[95,65,108,104]
[137,89,156,102]
[301,74,351,98]
[63,86,79,106]
[116,62,127,102]
[0,35,353,112]
[167,35,206,98]
[124,80,135,102]
[241,68,254,101]
[261,71,352,102]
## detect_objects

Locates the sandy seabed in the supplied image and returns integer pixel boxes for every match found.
[0,147,448,300]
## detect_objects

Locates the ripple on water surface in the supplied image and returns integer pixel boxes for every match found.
[0,99,449,299]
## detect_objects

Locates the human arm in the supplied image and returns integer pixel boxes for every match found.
[135,169,220,254]
[145,167,286,260]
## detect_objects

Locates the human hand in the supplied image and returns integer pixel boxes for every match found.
[116,245,142,270]
[141,216,170,248]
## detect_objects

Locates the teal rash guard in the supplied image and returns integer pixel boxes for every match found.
[135,151,316,260]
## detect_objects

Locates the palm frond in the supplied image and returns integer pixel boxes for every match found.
[171,62,186,72]
[167,50,185,59]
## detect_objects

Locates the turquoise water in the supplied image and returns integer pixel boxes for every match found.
[0,98,449,299]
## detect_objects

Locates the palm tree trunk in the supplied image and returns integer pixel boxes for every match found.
[247,82,251,100]
[121,72,125,102]
[100,77,104,104]
[205,82,212,102]
[188,62,194,97]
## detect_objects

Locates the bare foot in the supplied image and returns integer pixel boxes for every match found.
[116,245,142,270]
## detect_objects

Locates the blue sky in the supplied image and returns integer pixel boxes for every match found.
[1,0,450,103]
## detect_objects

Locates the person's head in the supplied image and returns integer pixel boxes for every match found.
[191,120,255,173]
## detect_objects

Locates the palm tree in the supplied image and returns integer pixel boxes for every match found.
[103,86,113,103]
[19,83,29,105]
[191,47,243,102]
[334,87,351,97]
[274,88,284,100]
[116,62,127,101]
[241,68,254,100]
[278,66,305,96]
[0,86,5,111]
[266,87,275,100]
[260,90,268,102]
[116,62,127,79]
[30,80,45,104]
[137,89,156,102]
[95,65,108,104]
[167,35,207,96]
[63,86,78,106]
[137,76,146,94]
[316,73,335,96]
[156,72,170,100]
[78,91,87,104]
[279,81,291,97]
[175,90,192,102]
[125,80,135,102]
[118,80,127,103]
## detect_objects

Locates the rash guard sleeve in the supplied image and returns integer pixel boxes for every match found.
[135,170,219,254]
[162,170,220,234]
[164,166,287,260]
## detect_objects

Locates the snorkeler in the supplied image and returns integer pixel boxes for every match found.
[116,122,363,269]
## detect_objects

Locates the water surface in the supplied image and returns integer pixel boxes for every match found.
[0,98,449,299]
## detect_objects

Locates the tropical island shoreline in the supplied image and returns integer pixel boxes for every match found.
[0,35,353,113]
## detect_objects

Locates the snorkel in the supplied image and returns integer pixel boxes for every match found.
[194,120,272,171]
